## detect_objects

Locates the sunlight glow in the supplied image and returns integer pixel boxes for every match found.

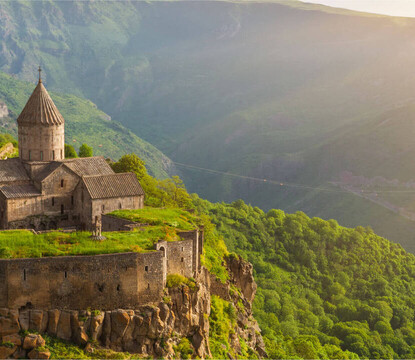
[305,0,415,18]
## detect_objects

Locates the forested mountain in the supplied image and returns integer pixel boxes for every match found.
[194,196,415,358]
[2,0,415,248]
[0,71,171,178]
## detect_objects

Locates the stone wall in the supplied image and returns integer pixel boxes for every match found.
[4,196,44,224]
[0,252,165,310]
[91,196,143,226]
[156,238,194,278]
[19,123,65,162]
[101,215,140,231]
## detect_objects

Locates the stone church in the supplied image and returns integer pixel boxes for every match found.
[0,71,144,230]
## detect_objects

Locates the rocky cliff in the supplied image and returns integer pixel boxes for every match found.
[0,257,266,359]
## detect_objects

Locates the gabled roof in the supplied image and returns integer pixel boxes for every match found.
[17,80,64,126]
[31,157,114,183]
[82,173,144,199]
[0,184,41,199]
[33,161,63,182]
[0,158,30,184]
[62,157,114,177]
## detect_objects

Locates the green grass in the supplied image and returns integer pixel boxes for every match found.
[0,208,201,259]
[0,229,160,259]
[109,208,200,231]
[42,333,142,359]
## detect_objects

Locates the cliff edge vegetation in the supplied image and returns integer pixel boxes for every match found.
[194,196,415,359]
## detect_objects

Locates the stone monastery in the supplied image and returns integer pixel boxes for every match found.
[0,70,204,310]
[0,70,144,231]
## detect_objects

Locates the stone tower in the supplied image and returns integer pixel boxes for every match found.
[17,68,65,162]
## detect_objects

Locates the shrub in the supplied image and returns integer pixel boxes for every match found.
[166,274,196,290]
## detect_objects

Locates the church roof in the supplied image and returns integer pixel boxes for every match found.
[0,184,41,199]
[32,157,114,183]
[62,157,114,177]
[82,173,144,199]
[17,80,64,126]
[0,158,30,184]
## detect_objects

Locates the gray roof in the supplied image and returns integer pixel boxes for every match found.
[17,80,64,126]
[62,157,114,177]
[0,184,41,199]
[33,162,63,182]
[83,173,144,199]
[0,158,30,183]
[32,157,114,183]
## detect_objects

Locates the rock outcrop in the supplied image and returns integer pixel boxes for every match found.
[0,258,266,359]
[210,255,267,358]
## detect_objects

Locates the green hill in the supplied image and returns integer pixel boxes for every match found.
[0,72,170,178]
[2,1,415,248]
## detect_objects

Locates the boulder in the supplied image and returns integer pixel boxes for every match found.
[12,348,26,359]
[0,345,17,359]
[0,317,20,337]
[28,348,51,359]
[56,311,71,341]
[47,310,60,336]
[29,310,44,332]
[23,334,45,350]
[110,310,130,338]
[90,312,104,341]
[2,334,22,347]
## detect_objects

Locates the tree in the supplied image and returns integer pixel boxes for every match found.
[78,143,93,157]
[65,144,78,159]
[111,153,146,178]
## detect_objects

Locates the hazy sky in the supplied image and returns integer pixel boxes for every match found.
[305,0,415,18]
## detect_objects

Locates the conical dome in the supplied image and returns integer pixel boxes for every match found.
[17,80,64,126]
[18,71,65,162]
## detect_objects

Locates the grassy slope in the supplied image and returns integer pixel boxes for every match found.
[0,72,170,178]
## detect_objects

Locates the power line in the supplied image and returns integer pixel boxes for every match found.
[173,161,415,194]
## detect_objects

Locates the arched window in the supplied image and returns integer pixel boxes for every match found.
[40,151,43,161]
[52,150,55,160]
[61,179,64,188]
[61,204,64,214]
[159,246,166,257]
[52,197,55,206]
[28,150,31,160]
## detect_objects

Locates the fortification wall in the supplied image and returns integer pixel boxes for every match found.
[156,238,194,278]
[0,252,165,310]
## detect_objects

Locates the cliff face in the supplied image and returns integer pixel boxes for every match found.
[0,257,266,359]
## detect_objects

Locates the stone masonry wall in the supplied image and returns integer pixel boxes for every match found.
[0,252,165,310]
[156,239,194,278]
[101,215,139,231]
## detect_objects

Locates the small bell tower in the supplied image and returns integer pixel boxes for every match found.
[17,67,65,162]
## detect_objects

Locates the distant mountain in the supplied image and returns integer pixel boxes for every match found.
[0,72,171,178]
[2,0,415,248]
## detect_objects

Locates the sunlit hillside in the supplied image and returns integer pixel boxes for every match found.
[2,0,415,249]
